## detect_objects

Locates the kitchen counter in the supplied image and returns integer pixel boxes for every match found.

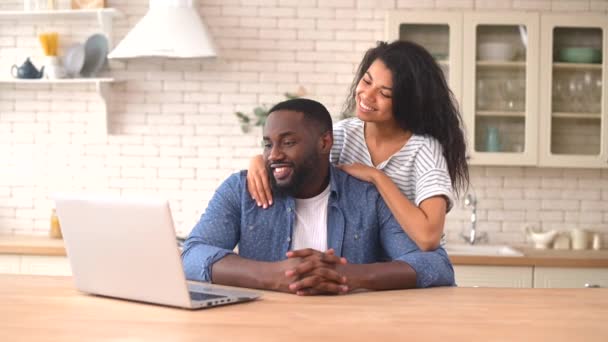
[2,234,608,267]
[1,274,606,341]
[0,234,66,256]
[449,247,608,267]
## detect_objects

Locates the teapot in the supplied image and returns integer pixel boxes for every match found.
[11,58,44,79]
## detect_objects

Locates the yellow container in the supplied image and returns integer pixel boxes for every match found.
[50,208,62,239]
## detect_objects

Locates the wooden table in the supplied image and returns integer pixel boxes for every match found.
[1,275,607,341]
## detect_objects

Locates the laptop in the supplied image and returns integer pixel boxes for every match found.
[54,194,260,309]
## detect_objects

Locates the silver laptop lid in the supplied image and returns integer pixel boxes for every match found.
[55,194,196,308]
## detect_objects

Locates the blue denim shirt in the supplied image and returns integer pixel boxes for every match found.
[182,165,455,288]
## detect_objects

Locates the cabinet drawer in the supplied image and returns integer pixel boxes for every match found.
[534,267,608,288]
[20,256,71,276]
[454,265,533,288]
[0,255,21,274]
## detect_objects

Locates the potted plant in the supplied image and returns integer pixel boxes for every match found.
[235,87,306,133]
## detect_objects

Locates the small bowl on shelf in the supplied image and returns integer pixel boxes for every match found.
[477,42,517,61]
[431,52,448,61]
[557,47,602,64]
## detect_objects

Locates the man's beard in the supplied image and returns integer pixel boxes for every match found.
[267,155,320,198]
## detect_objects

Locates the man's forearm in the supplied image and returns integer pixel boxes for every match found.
[338,261,417,291]
[211,254,287,292]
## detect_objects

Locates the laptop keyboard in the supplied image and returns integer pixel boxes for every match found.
[189,291,226,301]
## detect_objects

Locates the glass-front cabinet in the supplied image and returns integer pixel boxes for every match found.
[462,12,539,166]
[385,11,463,108]
[386,11,607,168]
[539,15,608,168]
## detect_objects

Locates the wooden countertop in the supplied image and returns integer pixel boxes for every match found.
[2,234,608,267]
[1,274,607,341]
[0,234,66,256]
[450,247,608,267]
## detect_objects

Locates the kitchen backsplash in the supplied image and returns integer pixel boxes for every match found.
[0,0,607,246]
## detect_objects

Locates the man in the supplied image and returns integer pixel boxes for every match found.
[182,98,454,295]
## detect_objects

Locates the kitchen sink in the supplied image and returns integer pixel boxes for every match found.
[445,244,524,257]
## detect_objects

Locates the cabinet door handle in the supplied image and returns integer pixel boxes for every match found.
[584,283,600,288]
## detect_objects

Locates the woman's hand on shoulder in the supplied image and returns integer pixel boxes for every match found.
[336,163,380,184]
[247,155,273,208]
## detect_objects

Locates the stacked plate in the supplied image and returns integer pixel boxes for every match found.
[63,34,109,77]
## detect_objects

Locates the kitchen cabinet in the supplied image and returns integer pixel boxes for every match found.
[385,11,463,105]
[453,265,533,288]
[0,8,122,134]
[538,14,608,168]
[0,255,21,274]
[387,11,607,168]
[0,254,71,276]
[455,264,608,288]
[534,267,608,288]
[462,12,540,166]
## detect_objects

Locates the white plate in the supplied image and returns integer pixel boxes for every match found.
[81,33,109,77]
[63,43,85,77]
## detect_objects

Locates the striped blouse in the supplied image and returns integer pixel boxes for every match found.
[330,118,454,211]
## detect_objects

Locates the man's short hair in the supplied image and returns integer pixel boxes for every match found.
[267,98,333,135]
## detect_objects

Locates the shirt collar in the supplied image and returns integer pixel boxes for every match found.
[327,164,341,201]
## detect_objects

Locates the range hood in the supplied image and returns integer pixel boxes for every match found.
[108,0,216,59]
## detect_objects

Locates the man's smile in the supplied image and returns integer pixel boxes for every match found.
[270,163,294,181]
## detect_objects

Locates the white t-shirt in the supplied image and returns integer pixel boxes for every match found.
[330,118,453,211]
[291,184,330,251]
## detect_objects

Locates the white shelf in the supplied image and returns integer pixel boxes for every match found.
[0,8,121,135]
[553,62,602,70]
[552,112,602,119]
[476,110,526,117]
[476,61,526,68]
[0,78,123,134]
[0,8,121,46]
[0,78,117,84]
[0,8,121,19]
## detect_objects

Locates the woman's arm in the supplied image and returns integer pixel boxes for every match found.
[337,164,446,251]
[246,154,273,208]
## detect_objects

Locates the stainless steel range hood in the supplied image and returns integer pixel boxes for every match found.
[108,0,216,59]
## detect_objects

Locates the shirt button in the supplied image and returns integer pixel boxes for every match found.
[248,225,254,230]
[286,237,291,242]
[286,207,292,212]
[354,234,359,240]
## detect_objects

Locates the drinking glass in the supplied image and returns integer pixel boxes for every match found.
[476,79,487,110]
[552,78,566,112]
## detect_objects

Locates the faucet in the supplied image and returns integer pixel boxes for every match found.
[460,193,487,245]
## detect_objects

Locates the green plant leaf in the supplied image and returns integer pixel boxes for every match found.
[235,111,251,123]
[284,92,298,99]
[253,107,268,118]
[255,116,267,126]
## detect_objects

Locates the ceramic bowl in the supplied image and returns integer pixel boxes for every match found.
[558,47,602,64]
[477,42,516,61]
[525,226,557,249]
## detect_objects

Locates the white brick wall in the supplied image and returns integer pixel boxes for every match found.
[0,0,607,246]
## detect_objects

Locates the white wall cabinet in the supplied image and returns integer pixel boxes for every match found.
[462,12,540,166]
[454,265,533,288]
[534,267,608,288]
[385,11,463,105]
[0,255,71,276]
[386,11,607,168]
[538,14,608,168]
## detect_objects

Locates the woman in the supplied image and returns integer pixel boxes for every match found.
[247,40,469,251]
